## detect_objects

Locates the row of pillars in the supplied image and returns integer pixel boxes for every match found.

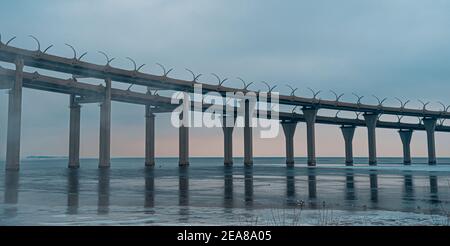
[3,62,151,170]
[67,79,114,169]
[69,84,160,169]
[222,105,438,167]
[281,112,438,166]
[2,60,440,169]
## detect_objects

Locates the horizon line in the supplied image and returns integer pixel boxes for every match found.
[15,155,450,159]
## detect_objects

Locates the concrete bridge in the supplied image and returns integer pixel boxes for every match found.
[0,38,449,171]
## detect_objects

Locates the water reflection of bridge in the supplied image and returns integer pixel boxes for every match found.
[3,167,444,220]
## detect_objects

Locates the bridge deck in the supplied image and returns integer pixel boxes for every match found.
[0,44,448,119]
[0,66,448,132]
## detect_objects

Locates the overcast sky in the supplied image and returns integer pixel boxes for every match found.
[1,0,450,159]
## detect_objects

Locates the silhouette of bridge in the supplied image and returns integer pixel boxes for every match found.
[0,35,449,171]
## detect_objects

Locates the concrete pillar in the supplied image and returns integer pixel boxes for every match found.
[244,166,253,206]
[308,169,317,200]
[223,166,233,208]
[222,124,234,166]
[179,115,189,166]
[144,167,155,208]
[345,170,356,201]
[398,129,413,165]
[423,118,437,165]
[302,107,318,166]
[403,174,414,200]
[98,78,112,168]
[340,125,356,165]
[429,175,438,195]
[370,173,378,202]
[68,94,81,168]
[4,171,19,204]
[281,121,297,166]
[97,169,110,214]
[145,105,155,166]
[179,166,189,207]
[5,59,24,171]
[67,169,79,214]
[286,167,296,205]
[244,99,253,165]
[363,113,379,165]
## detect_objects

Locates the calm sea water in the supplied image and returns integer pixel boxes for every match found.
[0,157,450,226]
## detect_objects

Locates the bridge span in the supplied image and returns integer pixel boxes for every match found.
[0,39,448,170]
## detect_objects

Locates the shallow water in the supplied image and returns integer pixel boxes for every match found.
[0,157,450,226]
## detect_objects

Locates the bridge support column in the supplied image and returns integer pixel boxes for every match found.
[302,107,318,166]
[222,125,234,166]
[244,100,253,166]
[363,113,378,165]
[281,121,297,166]
[398,129,413,165]
[179,117,189,166]
[340,125,356,165]
[98,78,111,168]
[423,118,437,165]
[145,105,155,166]
[68,95,81,168]
[5,59,24,171]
